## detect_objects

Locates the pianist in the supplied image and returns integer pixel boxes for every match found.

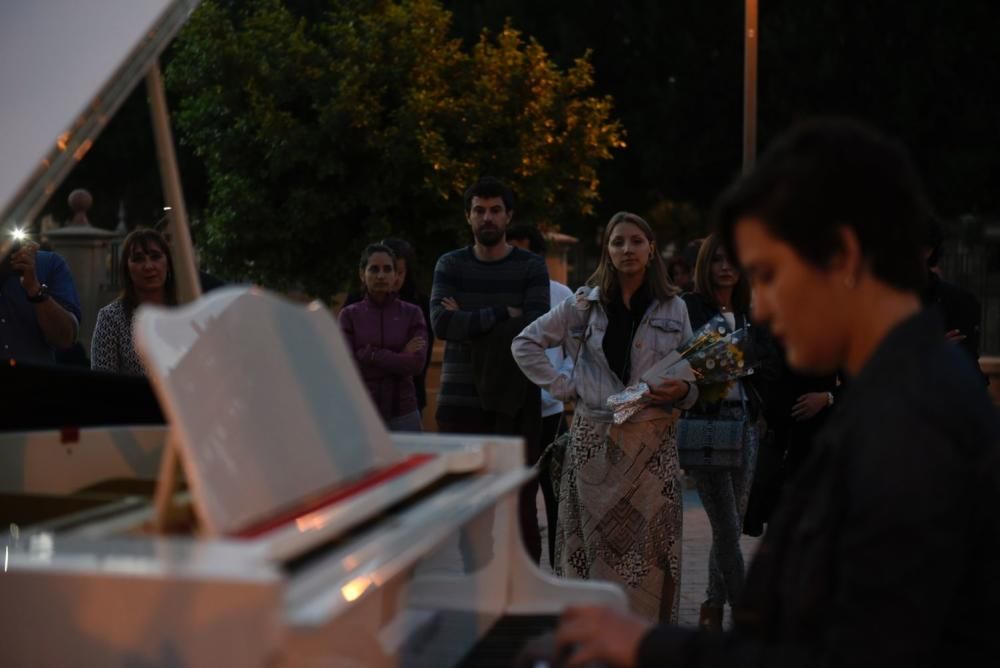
[551,119,1000,667]
[0,238,82,365]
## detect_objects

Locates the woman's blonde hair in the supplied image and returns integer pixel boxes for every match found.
[587,211,680,305]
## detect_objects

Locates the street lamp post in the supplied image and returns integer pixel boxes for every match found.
[743,0,759,173]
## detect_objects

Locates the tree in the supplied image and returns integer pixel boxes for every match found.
[167,0,623,296]
[446,0,744,245]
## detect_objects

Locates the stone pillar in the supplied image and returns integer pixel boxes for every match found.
[45,189,123,354]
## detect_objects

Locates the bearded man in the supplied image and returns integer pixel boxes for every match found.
[430,177,550,556]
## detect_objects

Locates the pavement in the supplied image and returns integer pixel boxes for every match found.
[537,485,760,627]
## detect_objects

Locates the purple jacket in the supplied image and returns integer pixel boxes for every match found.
[339,293,427,421]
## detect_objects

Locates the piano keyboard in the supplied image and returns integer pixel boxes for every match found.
[456,614,559,667]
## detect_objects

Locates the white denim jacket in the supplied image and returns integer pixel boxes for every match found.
[512,286,699,423]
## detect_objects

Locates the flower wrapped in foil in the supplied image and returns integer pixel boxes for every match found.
[606,316,758,424]
[606,381,654,424]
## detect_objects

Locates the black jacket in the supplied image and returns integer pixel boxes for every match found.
[922,271,984,382]
[638,309,1000,667]
[470,316,542,459]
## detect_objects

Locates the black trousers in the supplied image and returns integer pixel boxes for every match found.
[439,412,544,564]
[539,412,566,567]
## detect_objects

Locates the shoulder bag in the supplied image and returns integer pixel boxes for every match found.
[676,382,746,471]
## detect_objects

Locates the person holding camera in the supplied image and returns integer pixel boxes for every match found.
[0,236,82,365]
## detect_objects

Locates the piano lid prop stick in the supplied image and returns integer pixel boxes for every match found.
[146,61,202,533]
[151,429,182,533]
[146,62,201,306]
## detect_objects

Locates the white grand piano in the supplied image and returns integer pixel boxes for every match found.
[0,2,625,666]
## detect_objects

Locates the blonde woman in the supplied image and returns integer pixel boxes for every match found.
[512,212,698,621]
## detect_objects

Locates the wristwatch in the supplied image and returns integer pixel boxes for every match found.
[27,283,49,304]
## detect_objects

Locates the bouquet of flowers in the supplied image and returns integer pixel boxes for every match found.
[606,314,758,424]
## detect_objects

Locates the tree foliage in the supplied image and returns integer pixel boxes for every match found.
[167,0,623,295]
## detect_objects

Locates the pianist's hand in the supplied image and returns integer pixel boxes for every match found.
[556,605,651,668]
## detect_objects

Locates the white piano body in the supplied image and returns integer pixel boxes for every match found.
[2,287,626,666]
[0,1,625,663]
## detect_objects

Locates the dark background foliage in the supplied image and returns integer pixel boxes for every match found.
[42,0,1000,292]
[447,1,1000,223]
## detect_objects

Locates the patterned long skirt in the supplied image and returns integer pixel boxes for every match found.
[553,411,684,621]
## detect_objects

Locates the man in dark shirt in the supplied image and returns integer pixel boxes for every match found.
[430,177,550,430]
[430,177,550,560]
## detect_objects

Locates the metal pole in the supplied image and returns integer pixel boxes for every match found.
[743,0,759,173]
[146,63,201,304]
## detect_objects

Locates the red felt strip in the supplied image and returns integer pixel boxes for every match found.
[233,453,437,539]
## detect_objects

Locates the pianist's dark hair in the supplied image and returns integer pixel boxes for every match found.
[118,228,177,313]
[714,117,930,294]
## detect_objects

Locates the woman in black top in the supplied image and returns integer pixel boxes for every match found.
[681,233,766,630]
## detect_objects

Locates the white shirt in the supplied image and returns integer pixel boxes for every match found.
[542,280,575,417]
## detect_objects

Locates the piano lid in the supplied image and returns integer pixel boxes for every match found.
[133,287,401,537]
[0,0,201,226]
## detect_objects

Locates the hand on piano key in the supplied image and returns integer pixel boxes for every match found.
[553,606,652,668]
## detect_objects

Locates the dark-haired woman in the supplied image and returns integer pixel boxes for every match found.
[91,228,177,375]
[513,212,699,621]
[343,238,434,415]
[681,233,773,630]
[339,244,427,431]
